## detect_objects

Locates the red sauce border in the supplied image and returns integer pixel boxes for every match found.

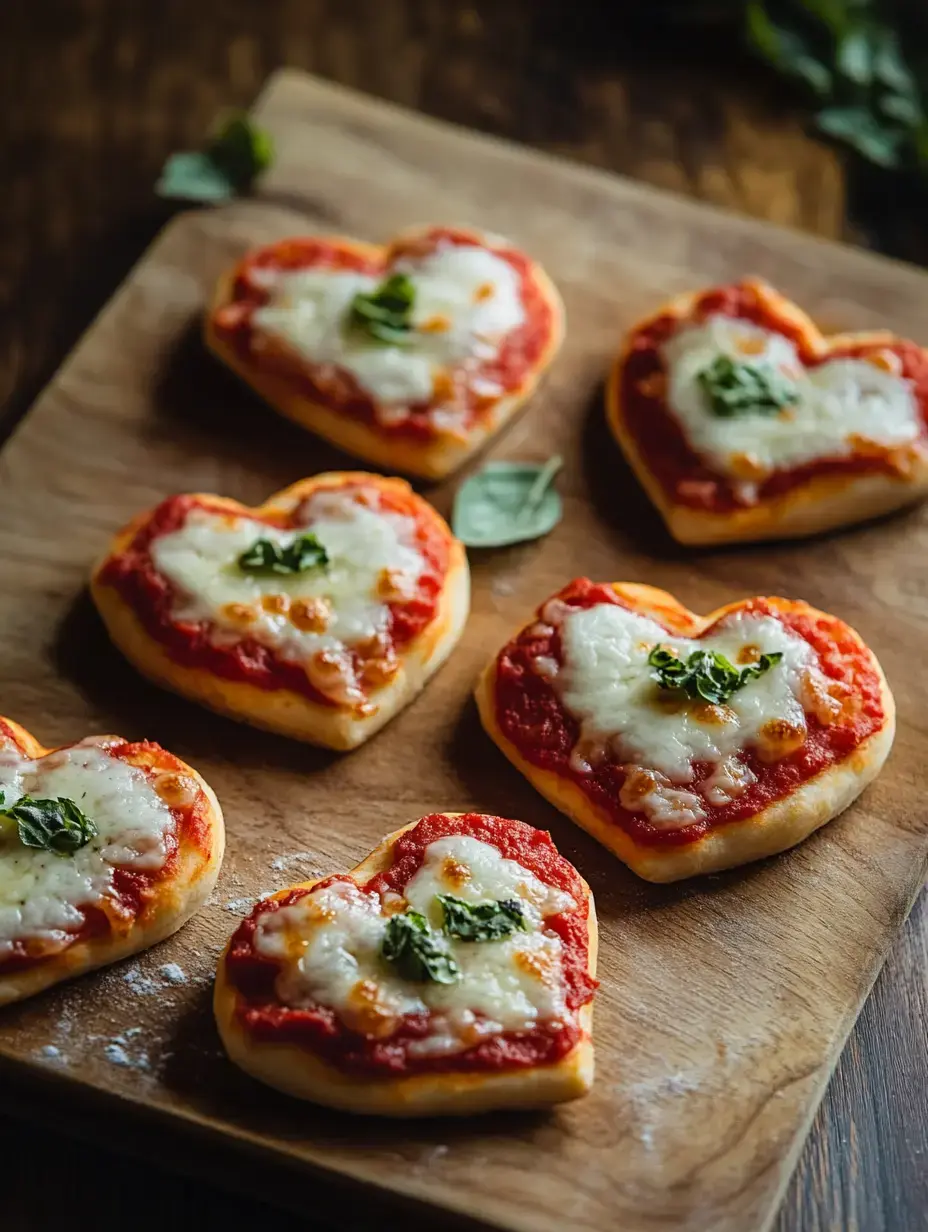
[97,478,451,710]
[619,281,928,512]
[0,721,213,974]
[492,579,885,849]
[224,812,597,1078]
[210,226,556,442]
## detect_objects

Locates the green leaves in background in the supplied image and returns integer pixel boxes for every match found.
[0,792,97,858]
[237,532,329,576]
[745,1,928,172]
[452,455,563,549]
[157,111,274,203]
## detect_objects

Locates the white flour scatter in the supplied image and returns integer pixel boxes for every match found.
[102,1027,152,1074]
[33,1044,67,1067]
[224,891,274,915]
[123,964,157,996]
[158,962,187,986]
[270,850,322,875]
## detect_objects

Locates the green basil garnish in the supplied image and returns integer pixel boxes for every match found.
[381,910,460,984]
[697,355,800,419]
[237,532,329,576]
[0,792,97,858]
[451,455,563,548]
[348,274,416,345]
[648,645,783,706]
[156,112,274,203]
[438,894,527,942]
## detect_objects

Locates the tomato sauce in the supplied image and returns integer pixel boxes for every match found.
[620,281,928,512]
[211,227,555,441]
[97,479,450,709]
[225,813,597,1077]
[493,578,885,849]
[0,732,211,974]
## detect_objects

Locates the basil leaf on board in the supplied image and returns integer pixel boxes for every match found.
[438,894,527,942]
[0,795,97,858]
[648,645,783,706]
[348,274,416,344]
[697,355,800,418]
[452,456,563,549]
[237,533,329,575]
[156,112,274,203]
[381,910,460,984]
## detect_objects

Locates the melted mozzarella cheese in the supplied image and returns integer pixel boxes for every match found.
[0,743,174,955]
[556,603,816,783]
[251,243,525,408]
[253,834,577,1055]
[663,314,920,479]
[150,489,425,703]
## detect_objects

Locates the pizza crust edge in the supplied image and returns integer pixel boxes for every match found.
[214,815,597,1116]
[0,717,225,1006]
[204,226,566,481]
[475,586,896,883]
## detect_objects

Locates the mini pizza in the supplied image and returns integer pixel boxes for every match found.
[214,812,597,1116]
[0,716,223,1006]
[476,580,894,882]
[607,279,928,544]
[91,473,469,751]
[205,225,564,480]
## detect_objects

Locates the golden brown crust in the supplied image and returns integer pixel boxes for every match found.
[204,226,566,480]
[476,583,896,883]
[0,718,224,1006]
[607,279,928,544]
[90,473,470,751]
[214,814,597,1116]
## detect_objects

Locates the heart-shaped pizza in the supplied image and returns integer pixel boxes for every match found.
[476,580,894,882]
[607,279,928,544]
[0,716,223,1005]
[206,225,564,480]
[215,812,597,1116]
[91,473,469,750]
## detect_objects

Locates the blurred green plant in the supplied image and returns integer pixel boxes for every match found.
[652,1,927,174]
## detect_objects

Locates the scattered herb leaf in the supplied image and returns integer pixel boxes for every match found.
[381,910,460,984]
[648,645,784,705]
[452,456,563,549]
[237,533,329,575]
[438,895,527,942]
[0,795,97,857]
[348,274,417,345]
[156,112,274,203]
[697,355,800,418]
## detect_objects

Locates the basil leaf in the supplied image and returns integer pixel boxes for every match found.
[348,274,416,345]
[238,533,329,575]
[452,456,563,548]
[438,895,527,942]
[381,910,460,984]
[816,105,904,167]
[746,3,832,95]
[648,645,783,706]
[697,355,800,419]
[0,795,97,858]
[837,27,874,87]
[156,112,274,203]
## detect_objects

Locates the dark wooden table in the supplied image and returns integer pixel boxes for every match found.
[3,3,926,1229]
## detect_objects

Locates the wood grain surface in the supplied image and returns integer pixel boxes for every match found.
[4,6,928,1232]
[1,67,927,1232]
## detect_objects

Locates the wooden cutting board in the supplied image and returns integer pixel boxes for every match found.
[1,68,927,1232]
